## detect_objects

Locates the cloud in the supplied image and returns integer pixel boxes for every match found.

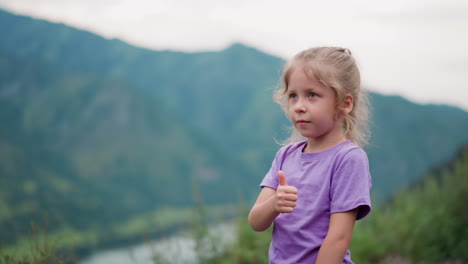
[0,0,467,110]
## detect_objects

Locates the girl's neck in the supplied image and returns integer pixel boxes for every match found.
[303,128,347,153]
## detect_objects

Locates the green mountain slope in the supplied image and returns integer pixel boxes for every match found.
[0,52,247,246]
[0,9,286,149]
[366,93,468,199]
[350,144,468,263]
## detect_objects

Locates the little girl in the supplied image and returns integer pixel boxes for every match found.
[248,47,372,264]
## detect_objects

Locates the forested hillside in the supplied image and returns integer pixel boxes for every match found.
[0,51,247,247]
[350,144,468,263]
[1,8,468,256]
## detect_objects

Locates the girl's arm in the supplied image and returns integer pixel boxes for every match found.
[248,187,278,231]
[248,171,298,231]
[315,209,358,264]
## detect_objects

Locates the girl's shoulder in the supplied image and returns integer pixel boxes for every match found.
[332,141,370,171]
[340,141,368,157]
[336,140,364,154]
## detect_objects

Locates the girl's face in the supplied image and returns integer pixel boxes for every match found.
[286,67,344,144]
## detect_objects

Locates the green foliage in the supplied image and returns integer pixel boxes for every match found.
[187,199,271,264]
[0,223,73,264]
[218,217,271,264]
[350,145,468,263]
[4,207,204,263]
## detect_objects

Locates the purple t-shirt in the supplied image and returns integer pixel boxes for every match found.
[260,140,372,264]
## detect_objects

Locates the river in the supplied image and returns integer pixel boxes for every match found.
[79,222,236,264]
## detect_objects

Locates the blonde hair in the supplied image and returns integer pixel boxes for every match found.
[274,47,370,147]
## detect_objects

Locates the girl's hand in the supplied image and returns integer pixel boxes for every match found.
[274,171,298,213]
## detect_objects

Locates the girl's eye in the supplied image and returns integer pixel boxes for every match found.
[308,92,318,98]
[288,93,297,99]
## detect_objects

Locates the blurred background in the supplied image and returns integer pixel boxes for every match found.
[0,1,467,263]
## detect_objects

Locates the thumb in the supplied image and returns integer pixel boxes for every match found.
[278,170,288,186]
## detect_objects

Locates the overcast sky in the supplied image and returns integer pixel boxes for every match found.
[1,0,467,110]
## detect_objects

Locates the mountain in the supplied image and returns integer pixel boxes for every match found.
[0,51,248,245]
[366,93,468,199]
[1,8,468,250]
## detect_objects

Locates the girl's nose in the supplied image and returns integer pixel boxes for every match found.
[295,99,306,113]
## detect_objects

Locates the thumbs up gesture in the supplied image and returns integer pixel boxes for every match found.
[274,171,298,213]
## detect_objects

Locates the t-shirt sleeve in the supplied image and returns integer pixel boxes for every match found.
[330,148,372,220]
[259,149,283,190]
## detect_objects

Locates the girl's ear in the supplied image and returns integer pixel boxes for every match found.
[342,94,354,115]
